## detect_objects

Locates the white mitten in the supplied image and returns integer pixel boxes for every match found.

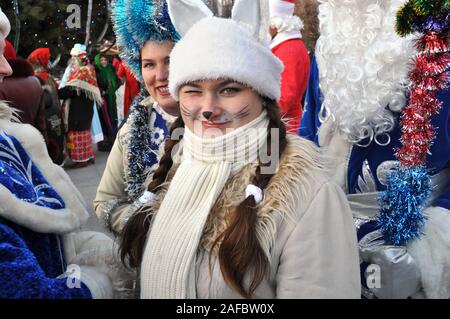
[64,231,136,299]
[78,265,113,299]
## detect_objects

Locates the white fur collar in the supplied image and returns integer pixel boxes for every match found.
[145,134,325,260]
[270,30,302,50]
[0,117,89,234]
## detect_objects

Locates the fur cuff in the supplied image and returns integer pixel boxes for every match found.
[0,119,89,233]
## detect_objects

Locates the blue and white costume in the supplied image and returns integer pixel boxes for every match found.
[94,93,177,233]
[0,102,132,298]
[93,0,179,234]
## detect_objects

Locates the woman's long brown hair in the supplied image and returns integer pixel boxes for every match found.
[120,99,287,297]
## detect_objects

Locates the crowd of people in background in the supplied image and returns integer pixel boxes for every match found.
[0,37,141,169]
[0,1,311,172]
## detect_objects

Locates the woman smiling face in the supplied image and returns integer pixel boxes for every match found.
[141,40,179,116]
[178,79,264,137]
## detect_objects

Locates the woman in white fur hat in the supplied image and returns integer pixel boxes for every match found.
[120,0,360,299]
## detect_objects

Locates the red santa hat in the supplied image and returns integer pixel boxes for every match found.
[269,0,295,18]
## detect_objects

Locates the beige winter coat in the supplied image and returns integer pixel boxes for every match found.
[94,97,176,233]
[93,119,132,232]
[142,134,361,298]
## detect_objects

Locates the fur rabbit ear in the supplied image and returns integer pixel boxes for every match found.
[167,0,214,37]
[231,0,269,42]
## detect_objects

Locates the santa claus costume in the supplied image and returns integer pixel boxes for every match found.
[300,0,450,298]
[269,0,310,133]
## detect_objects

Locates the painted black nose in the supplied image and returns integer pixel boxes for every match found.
[203,111,213,119]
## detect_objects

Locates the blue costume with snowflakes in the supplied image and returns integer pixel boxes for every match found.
[300,57,449,207]
[299,57,450,298]
[300,57,449,203]
[126,92,175,200]
[95,0,180,234]
[94,92,177,234]
[0,99,134,299]
[0,131,92,298]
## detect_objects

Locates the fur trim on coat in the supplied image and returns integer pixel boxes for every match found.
[0,102,89,233]
[63,230,135,299]
[0,101,18,122]
[145,134,325,260]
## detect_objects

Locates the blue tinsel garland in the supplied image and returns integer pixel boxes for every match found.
[378,166,431,246]
[125,90,152,200]
[377,1,449,247]
[412,11,450,34]
[112,0,179,81]
[112,0,140,65]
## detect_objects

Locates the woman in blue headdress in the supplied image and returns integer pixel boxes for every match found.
[94,0,181,234]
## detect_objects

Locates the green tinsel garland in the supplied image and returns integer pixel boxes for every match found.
[396,0,449,36]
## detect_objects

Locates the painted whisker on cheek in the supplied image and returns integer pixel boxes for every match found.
[180,103,198,120]
[210,112,232,123]
[232,105,251,119]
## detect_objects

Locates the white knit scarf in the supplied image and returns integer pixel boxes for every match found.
[140,110,269,299]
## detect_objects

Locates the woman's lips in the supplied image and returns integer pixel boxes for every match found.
[157,86,171,97]
[201,121,230,129]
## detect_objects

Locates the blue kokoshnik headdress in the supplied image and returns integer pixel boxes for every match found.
[112,0,180,81]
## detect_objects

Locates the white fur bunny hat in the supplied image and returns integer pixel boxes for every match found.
[167,0,283,101]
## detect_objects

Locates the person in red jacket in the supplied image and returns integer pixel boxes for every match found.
[116,62,140,119]
[269,0,310,133]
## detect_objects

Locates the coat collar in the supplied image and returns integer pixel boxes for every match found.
[0,114,88,234]
[270,30,302,50]
[148,134,325,259]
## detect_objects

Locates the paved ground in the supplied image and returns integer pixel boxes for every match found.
[65,147,111,234]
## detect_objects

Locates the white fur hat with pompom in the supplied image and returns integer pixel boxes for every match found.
[167,0,283,101]
[269,0,295,18]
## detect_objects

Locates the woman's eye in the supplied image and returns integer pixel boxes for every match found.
[221,87,240,95]
[182,88,201,94]
[143,62,155,68]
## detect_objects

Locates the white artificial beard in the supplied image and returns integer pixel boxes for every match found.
[315,0,416,145]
